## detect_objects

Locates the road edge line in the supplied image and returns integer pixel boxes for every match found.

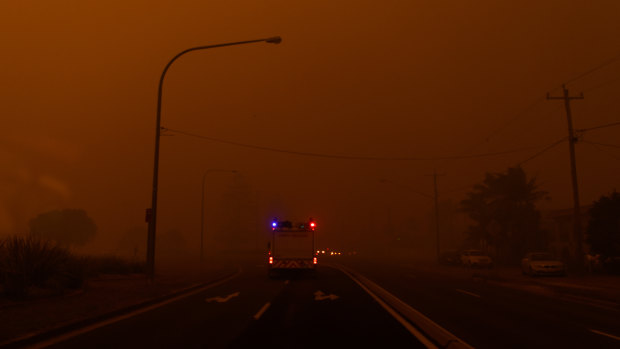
[330,263,474,349]
[333,265,438,349]
[589,329,620,342]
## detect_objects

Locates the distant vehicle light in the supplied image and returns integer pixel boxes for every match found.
[321,250,325,254]
[313,257,317,264]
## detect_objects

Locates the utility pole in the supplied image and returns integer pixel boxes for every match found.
[427,170,445,263]
[547,84,584,269]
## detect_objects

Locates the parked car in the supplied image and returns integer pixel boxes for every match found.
[460,249,493,268]
[521,252,566,276]
[440,250,461,265]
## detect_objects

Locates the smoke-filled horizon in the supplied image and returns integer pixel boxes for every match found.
[1,1,619,259]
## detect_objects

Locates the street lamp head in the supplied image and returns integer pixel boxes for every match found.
[264,36,282,44]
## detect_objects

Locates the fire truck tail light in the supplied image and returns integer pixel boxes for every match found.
[269,256,273,264]
[313,257,317,264]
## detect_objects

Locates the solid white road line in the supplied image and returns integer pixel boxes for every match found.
[253,302,271,320]
[25,270,242,349]
[589,329,620,342]
[455,289,481,298]
[334,267,438,349]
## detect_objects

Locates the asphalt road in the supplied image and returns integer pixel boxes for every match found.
[30,257,620,349]
[41,261,424,349]
[345,258,620,349]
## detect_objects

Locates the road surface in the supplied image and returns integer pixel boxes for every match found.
[41,261,424,349]
[27,257,620,349]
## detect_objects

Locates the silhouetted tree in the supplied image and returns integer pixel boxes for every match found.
[586,191,620,259]
[29,209,97,246]
[461,166,548,264]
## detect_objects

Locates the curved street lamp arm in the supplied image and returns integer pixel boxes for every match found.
[147,36,281,280]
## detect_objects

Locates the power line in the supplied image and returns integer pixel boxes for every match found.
[565,51,620,85]
[577,121,620,133]
[482,95,548,143]
[162,126,543,161]
[443,95,548,167]
[583,141,620,162]
[443,183,476,194]
[582,75,620,93]
[582,140,620,150]
[517,137,567,166]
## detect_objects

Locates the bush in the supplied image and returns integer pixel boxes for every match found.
[0,236,146,299]
[0,236,84,298]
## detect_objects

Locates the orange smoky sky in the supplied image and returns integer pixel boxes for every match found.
[1,1,619,256]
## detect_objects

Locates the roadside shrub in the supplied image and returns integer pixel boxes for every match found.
[0,236,85,298]
[0,236,146,299]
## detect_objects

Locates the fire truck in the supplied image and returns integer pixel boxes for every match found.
[268,218,317,277]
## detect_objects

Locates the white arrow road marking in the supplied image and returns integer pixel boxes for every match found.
[314,290,339,301]
[205,291,240,303]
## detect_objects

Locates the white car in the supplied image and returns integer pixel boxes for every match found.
[460,250,493,268]
[521,252,566,276]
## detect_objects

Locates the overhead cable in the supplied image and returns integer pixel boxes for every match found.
[577,121,620,133]
[565,52,620,85]
[162,127,542,161]
[517,137,567,166]
[582,140,620,149]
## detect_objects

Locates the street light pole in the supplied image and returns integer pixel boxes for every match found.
[200,169,237,263]
[147,36,281,281]
[379,178,434,259]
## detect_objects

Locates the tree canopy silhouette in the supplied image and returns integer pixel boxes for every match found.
[29,209,97,246]
[461,166,548,264]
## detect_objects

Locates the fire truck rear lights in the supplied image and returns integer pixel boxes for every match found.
[313,257,317,264]
[269,256,273,264]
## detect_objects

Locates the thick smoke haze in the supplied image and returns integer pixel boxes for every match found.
[1,1,619,261]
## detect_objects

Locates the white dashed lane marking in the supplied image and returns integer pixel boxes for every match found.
[253,302,271,320]
[455,289,481,298]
